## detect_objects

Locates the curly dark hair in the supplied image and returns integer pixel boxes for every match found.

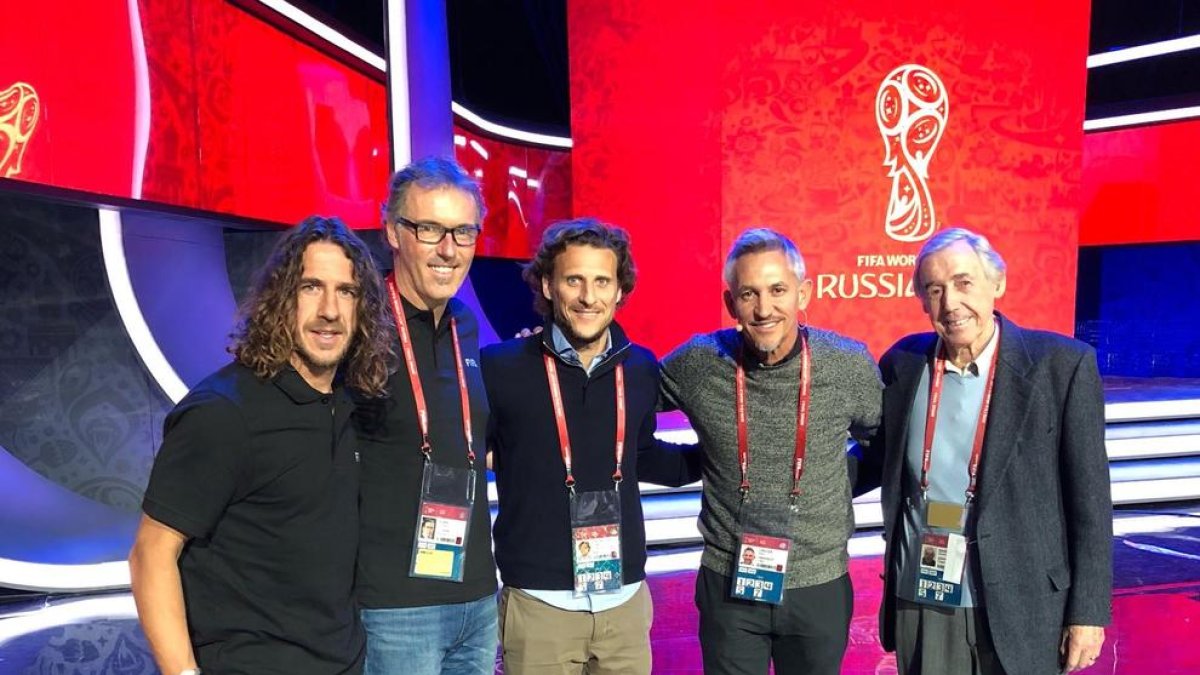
[229,216,395,397]
[522,218,637,317]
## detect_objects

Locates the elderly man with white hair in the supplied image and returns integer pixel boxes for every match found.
[865,227,1113,674]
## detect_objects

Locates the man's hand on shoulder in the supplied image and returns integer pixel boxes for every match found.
[1060,624,1105,672]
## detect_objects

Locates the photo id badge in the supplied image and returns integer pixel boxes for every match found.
[569,488,623,597]
[732,532,790,604]
[410,461,475,582]
[914,531,967,607]
[731,503,793,605]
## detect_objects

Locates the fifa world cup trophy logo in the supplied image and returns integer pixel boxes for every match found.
[875,65,947,242]
[0,82,41,178]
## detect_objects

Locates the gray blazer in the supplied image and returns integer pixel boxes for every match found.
[870,314,1113,674]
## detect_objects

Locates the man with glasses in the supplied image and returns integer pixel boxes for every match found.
[354,157,497,675]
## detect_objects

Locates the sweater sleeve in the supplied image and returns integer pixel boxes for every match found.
[637,356,702,487]
[636,425,703,487]
[849,341,884,443]
[658,339,695,412]
[852,345,893,497]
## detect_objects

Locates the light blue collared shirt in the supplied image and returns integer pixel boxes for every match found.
[519,323,641,612]
[897,324,1000,608]
[549,323,613,376]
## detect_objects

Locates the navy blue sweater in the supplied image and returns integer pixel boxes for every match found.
[482,321,699,591]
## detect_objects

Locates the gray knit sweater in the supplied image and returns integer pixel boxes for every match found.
[661,327,882,588]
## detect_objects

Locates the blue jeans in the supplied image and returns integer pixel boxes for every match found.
[362,594,499,675]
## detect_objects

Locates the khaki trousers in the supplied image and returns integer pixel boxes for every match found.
[498,584,653,675]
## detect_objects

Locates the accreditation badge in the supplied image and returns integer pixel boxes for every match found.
[732,532,789,604]
[914,531,968,606]
[410,461,475,582]
[912,495,970,606]
[730,502,792,605]
[569,489,623,596]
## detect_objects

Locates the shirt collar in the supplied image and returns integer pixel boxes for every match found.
[550,323,612,373]
[397,292,457,331]
[274,365,340,403]
[943,320,1000,377]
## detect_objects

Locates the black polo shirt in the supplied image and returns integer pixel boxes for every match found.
[354,296,495,608]
[143,362,363,675]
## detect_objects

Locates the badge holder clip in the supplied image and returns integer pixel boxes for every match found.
[409,459,475,582]
[569,487,624,597]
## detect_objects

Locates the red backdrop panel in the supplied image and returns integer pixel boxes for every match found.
[568,3,726,354]
[1081,120,1200,246]
[1,0,391,229]
[570,0,1090,357]
[0,4,139,196]
[453,127,573,260]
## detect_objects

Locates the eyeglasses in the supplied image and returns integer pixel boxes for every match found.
[395,216,482,246]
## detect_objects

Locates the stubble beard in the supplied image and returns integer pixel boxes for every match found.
[293,326,351,373]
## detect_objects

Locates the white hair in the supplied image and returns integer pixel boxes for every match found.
[914,227,1007,288]
[723,228,807,289]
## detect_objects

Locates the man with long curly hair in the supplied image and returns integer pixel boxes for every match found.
[129,216,394,675]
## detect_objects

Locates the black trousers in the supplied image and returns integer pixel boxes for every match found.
[694,566,853,675]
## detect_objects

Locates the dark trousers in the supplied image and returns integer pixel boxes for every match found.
[694,566,852,675]
[895,598,1006,675]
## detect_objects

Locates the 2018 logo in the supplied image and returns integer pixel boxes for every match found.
[876,65,947,243]
[0,82,40,178]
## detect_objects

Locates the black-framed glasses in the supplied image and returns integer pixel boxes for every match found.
[395,216,482,246]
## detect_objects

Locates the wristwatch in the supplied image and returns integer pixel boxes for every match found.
[179,669,201,675]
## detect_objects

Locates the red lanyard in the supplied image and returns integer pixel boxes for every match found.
[543,354,626,491]
[734,330,812,499]
[386,274,475,463]
[919,332,1001,502]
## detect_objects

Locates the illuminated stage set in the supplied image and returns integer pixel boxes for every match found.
[1,0,1198,673]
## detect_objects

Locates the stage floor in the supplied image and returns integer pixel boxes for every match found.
[1104,376,1200,403]
[1,508,1197,674]
[647,507,1200,674]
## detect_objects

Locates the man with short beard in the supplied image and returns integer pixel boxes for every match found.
[129,216,394,675]
[482,219,699,674]
[659,228,882,675]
